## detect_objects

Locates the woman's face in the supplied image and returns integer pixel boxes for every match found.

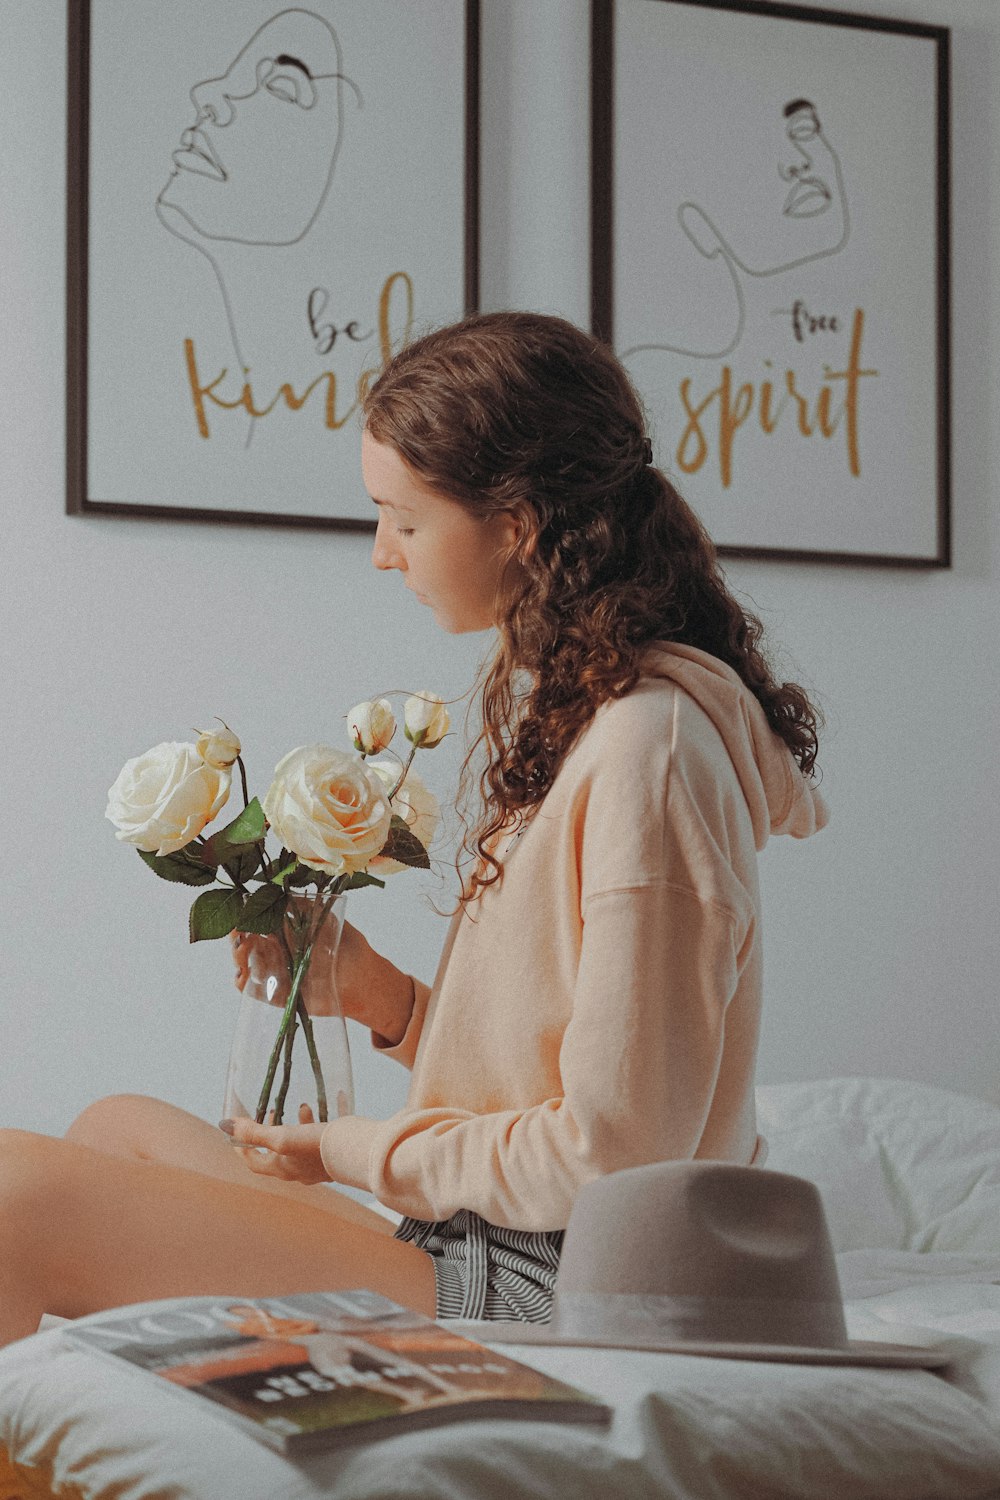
[363,432,519,635]
[158,10,343,246]
[712,99,847,272]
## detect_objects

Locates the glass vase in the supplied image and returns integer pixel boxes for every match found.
[224,890,354,1126]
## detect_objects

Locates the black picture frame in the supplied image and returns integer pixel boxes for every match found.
[592,0,951,567]
[67,0,480,531]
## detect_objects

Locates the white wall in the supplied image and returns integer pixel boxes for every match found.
[1,0,997,1144]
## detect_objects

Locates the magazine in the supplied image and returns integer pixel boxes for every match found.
[64,1289,612,1455]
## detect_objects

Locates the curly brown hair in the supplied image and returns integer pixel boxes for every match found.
[362,311,821,901]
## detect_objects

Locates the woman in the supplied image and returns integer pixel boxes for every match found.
[0,312,824,1344]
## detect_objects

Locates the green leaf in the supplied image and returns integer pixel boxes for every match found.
[223,847,265,887]
[269,858,300,888]
[378,816,430,870]
[137,846,217,886]
[224,796,267,844]
[189,887,246,943]
[238,883,287,935]
[339,870,387,892]
[286,864,320,889]
[201,798,267,866]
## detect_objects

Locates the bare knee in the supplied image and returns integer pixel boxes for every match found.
[65,1093,169,1160]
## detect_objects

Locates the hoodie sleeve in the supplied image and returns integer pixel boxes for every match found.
[320,878,750,1229]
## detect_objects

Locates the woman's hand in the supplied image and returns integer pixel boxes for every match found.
[222,1104,332,1185]
[231,919,414,1042]
[230,928,340,1015]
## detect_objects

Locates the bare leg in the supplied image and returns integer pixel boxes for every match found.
[0,1129,436,1348]
[65,1094,393,1233]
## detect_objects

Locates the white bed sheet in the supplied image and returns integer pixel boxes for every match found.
[3,1076,1000,1500]
[757,1075,1000,1256]
[2,1258,1000,1500]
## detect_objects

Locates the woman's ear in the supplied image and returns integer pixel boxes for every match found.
[504,505,537,561]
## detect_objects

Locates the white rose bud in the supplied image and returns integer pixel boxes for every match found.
[404,691,450,749]
[106,741,231,856]
[195,723,242,770]
[347,698,397,755]
[262,745,392,878]
[367,761,441,876]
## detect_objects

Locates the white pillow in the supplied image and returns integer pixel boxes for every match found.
[756,1077,1000,1255]
[4,1310,1000,1500]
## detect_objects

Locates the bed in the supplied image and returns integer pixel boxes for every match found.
[2,1075,1000,1500]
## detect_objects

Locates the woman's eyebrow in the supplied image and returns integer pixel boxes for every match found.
[370,496,416,514]
[275,53,313,79]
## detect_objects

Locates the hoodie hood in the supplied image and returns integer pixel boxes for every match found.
[643,642,828,849]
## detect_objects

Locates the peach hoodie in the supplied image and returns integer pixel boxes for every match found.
[320,643,827,1231]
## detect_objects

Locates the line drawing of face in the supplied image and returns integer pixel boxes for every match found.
[679,97,849,277]
[778,99,838,223]
[622,96,850,361]
[156,8,349,247]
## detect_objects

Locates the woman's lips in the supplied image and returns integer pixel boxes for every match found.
[783,176,831,218]
[172,128,225,180]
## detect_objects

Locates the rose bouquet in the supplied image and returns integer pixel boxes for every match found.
[106,692,449,1125]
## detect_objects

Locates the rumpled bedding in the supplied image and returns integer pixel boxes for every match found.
[0,1076,998,1500]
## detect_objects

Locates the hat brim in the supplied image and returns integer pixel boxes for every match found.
[448,1320,952,1368]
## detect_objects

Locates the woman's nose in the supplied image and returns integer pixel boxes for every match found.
[779,141,812,181]
[371,521,401,572]
[191,75,234,128]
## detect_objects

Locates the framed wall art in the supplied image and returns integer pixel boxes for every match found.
[592,0,951,565]
[67,0,479,529]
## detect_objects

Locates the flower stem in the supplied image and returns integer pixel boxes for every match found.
[234,753,272,881]
[388,745,417,801]
[256,889,343,1124]
[255,942,311,1123]
[274,1013,297,1125]
[296,996,329,1123]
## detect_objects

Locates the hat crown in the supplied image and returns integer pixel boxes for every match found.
[554,1161,849,1351]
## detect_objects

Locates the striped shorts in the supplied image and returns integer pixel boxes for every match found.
[395,1209,564,1322]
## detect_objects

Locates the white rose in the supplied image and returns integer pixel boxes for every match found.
[347,697,397,755]
[404,690,450,749]
[367,761,441,875]
[106,741,231,856]
[263,745,392,877]
[195,723,242,769]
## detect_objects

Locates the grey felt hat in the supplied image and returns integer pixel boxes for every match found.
[453,1161,950,1367]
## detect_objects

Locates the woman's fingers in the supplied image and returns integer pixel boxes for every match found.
[221,1117,331,1185]
[229,933,293,1007]
[230,933,251,993]
[231,924,375,1018]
